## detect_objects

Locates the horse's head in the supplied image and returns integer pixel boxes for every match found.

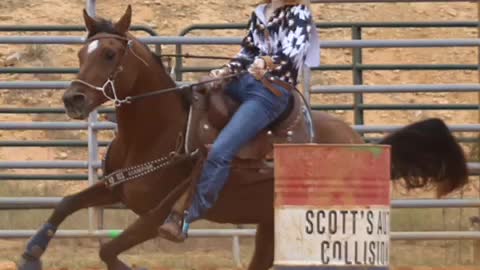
[63,5,146,120]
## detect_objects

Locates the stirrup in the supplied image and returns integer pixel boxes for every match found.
[158,211,189,242]
[179,210,190,238]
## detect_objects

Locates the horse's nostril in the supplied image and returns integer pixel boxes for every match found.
[64,92,87,106]
[72,93,86,105]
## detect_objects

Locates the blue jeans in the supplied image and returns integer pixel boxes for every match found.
[185,73,291,223]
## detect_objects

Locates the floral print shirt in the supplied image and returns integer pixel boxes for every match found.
[226,4,313,86]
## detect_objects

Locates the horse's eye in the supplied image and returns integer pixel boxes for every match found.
[105,50,116,61]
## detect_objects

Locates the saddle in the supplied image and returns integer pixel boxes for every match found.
[185,78,315,167]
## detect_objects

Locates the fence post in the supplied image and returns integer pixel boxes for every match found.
[232,225,242,267]
[175,44,183,81]
[86,0,96,17]
[88,111,103,235]
[352,26,364,125]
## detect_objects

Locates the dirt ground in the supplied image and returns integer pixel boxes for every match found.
[0,0,480,269]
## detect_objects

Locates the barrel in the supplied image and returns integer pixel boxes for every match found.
[273,144,391,270]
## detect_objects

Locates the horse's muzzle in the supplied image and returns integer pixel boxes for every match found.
[63,89,90,120]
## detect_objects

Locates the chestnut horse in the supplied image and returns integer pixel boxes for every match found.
[18,5,468,270]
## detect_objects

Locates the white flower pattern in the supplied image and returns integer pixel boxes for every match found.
[226,4,313,86]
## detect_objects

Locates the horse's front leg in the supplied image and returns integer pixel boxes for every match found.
[98,197,173,270]
[97,166,203,270]
[18,182,120,270]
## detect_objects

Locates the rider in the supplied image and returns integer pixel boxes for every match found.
[158,0,320,241]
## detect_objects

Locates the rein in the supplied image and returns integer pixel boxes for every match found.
[70,32,246,107]
[128,71,248,102]
[160,53,235,61]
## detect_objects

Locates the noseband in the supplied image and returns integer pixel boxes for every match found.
[71,33,149,107]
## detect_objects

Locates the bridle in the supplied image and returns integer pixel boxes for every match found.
[71,32,150,107]
[70,32,246,107]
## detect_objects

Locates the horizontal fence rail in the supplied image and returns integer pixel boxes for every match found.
[0,108,114,114]
[2,198,480,210]
[0,161,101,169]
[0,230,478,240]
[9,160,479,171]
[0,229,256,239]
[0,136,470,147]
[312,84,480,93]
[352,124,480,133]
[0,25,159,36]
[178,21,480,36]
[3,121,480,132]
[0,140,110,147]
[177,64,479,73]
[312,104,480,110]
[3,81,480,93]
[2,161,480,170]
[2,36,480,48]
[0,174,87,181]
[0,81,70,89]
[0,122,115,130]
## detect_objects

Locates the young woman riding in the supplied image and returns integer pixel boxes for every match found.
[158,0,320,241]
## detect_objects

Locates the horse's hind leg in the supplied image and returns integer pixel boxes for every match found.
[18,182,119,270]
[248,221,274,270]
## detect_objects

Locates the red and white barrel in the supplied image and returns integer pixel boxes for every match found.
[274,144,391,270]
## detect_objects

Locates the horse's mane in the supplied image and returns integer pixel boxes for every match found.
[87,17,165,67]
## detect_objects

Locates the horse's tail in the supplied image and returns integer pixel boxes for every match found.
[379,118,468,197]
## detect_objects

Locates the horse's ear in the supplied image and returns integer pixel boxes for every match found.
[83,8,97,34]
[114,5,132,34]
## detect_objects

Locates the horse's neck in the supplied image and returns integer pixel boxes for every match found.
[115,59,187,155]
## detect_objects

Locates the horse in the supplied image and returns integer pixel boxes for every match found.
[18,5,469,270]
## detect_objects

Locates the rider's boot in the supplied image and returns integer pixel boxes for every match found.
[158,210,189,243]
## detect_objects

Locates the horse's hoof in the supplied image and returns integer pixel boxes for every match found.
[17,256,42,270]
[113,260,133,270]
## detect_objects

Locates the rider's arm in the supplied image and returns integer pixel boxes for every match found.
[259,5,312,84]
[225,12,260,74]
